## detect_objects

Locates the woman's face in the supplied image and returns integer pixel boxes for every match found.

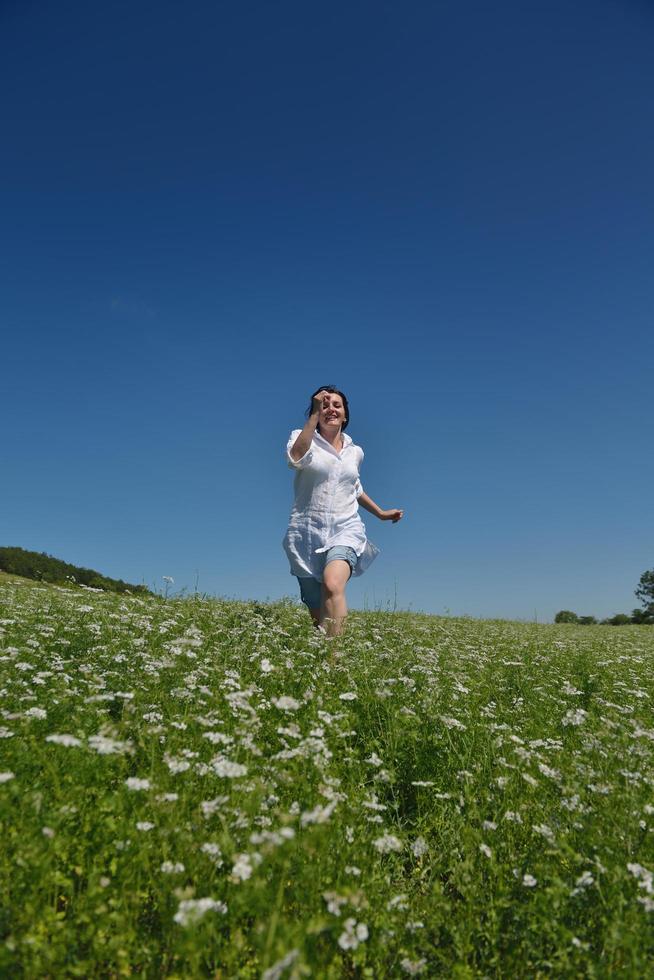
[319,392,347,431]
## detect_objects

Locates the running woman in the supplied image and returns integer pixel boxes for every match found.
[283,386,403,636]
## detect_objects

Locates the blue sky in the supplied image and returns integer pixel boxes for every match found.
[2,0,652,621]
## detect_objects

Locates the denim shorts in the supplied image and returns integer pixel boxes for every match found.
[296,546,358,609]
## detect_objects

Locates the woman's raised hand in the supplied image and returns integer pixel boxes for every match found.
[382,509,404,523]
[311,390,330,415]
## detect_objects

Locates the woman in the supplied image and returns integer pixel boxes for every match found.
[283,386,403,636]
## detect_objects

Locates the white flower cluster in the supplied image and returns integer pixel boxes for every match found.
[125,777,151,791]
[46,734,82,747]
[271,696,301,712]
[161,861,185,874]
[562,708,588,727]
[439,715,466,731]
[210,756,248,778]
[373,833,404,854]
[337,917,369,950]
[173,897,227,926]
[628,862,654,911]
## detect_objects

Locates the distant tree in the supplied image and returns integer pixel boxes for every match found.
[634,569,654,623]
[603,613,631,626]
[578,616,597,626]
[555,610,578,623]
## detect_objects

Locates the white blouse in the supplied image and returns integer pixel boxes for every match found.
[282,428,379,581]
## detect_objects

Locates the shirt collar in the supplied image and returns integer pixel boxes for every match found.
[315,429,352,453]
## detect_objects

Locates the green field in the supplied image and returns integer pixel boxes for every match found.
[1,573,653,978]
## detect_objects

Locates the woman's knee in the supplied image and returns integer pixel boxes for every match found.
[322,563,350,596]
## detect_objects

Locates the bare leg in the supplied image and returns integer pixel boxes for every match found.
[320,560,352,637]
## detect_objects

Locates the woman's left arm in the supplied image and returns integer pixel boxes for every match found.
[357,491,403,523]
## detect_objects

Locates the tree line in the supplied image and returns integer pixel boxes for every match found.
[0,547,151,595]
[555,568,654,625]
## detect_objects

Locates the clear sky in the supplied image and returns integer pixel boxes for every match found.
[2,0,653,622]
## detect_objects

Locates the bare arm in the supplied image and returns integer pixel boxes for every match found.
[290,389,333,461]
[290,411,320,461]
[358,491,404,523]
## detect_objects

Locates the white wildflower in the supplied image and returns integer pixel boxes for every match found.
[522,874,538,887]
[164,754,191,773]
[439,715,466,730]
[200,796,228,817]
[271,696,301,712]
[136,821,155,832]
[161,861,185,873]
[24,707,47,719]
[571,871,594,895]
[201,842,223,861]
[532,823,555,844]
[323,891,348,916]
[411,836,428,857]
[628,862,654,894]
[173,897,227,926]
[262,949,300,980]
[373,833,403,854]
[562,708,588,727]
[260,658,274,674]
[143,711,163,723]
[538,763,561,780]
[126,777,151,791]
[203,731,233,744]
[42,826,55,838]
[337,917,369,950]
[231,853,254,881]
[0,772,16,783]
[339,692,357,701]
[88,735,133,756]
[400,957,427,975]
[479,843,492,858]
[211,757,248,778]
[46,734,82,747]
[300,800,337,827]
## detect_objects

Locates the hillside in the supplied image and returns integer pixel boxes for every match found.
[0,546,151,595]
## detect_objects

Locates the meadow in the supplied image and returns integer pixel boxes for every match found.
[1,573,653,978]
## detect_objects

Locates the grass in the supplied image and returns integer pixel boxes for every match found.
[1,573,653,977]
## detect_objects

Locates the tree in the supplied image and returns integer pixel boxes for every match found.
[578,616,597,626]
[555,610,578,624]
[635,569,654,623]
[604,613,631,626]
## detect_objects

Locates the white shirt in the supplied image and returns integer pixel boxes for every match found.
[282,428,379,581]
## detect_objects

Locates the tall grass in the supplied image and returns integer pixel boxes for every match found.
[1,575,653,977]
